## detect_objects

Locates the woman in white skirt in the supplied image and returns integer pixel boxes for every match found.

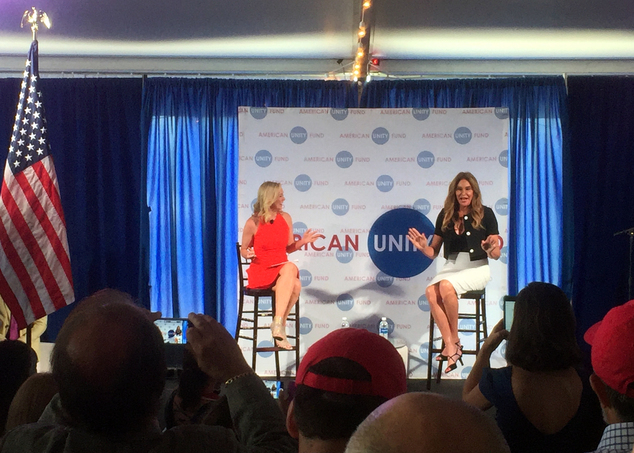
[408,172,501,373]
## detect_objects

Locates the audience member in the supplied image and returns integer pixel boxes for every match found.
[163,347,232,430]
[0,339,37,437]
[462,282,604,453]
[0,288,297,453]
[286,328,407,453]
[584,299,634,453]
[5,373,58,433]
[0,298,47,363]
[344,392,510,453]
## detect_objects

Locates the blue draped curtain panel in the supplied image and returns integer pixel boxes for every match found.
[142,79,359,331]
[567,76,634,347]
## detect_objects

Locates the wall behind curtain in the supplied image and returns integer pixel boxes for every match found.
[143,79,359,331]
[0,78,144,340]
[361,77,570,296]
[567,76,634,348]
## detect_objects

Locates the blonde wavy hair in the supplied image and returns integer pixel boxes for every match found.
[441,172,484,231]
[253,181,282,224]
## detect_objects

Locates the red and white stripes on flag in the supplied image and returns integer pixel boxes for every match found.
[0,40,74,329]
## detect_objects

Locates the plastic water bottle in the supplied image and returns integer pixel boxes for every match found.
[341,317,350,328]
[379,317,389,339]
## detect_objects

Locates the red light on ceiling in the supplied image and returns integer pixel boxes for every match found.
[370,58,380,66]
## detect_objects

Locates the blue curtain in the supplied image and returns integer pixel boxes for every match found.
[567,76,634,342]
[143,79,358,330]
[0,78,144,340]
[361,77,569,295]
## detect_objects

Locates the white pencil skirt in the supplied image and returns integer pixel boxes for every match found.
[427,252,490,295]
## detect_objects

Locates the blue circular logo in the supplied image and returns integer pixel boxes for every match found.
[293,222,307,235]
[412,198,431,215]
[299,269,312,287]
[419,343,429,360]
[499,150,508,168]
[299,317,313,335]
[250,107,268,119]
[376,175,394,193]
[257,340,274,357]
[332,198,350,216]
[336,151,354,168]
[495,107,509,119]
[330,108,349,121]
[495,197,509,216]
[290,126,308,144]
[294,174,312,192]
[368,208,434,278]
[461,366,473,379]
[250,198,257,212]
[417,295,430,312]
[376,271,394,288]
[376,317,395,335]
[500,245,509,265]
[372,127,390,145]
[258,297,272,312]
[500,342,507,357]
[459,318,476,336]
[499,296,505,311]
[336,294,354,311]
[417,151,435,169]
[336,249,354,264]
[412,108,431,121]
[255,150,273,168]
[454,127,472,145]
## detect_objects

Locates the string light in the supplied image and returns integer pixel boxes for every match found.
[352,0,372,81]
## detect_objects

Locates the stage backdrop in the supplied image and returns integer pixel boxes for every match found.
[238,107,509,379]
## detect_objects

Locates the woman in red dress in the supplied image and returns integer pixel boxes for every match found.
[240,181,319,349]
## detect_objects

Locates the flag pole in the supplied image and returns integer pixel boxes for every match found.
[17,7,53,350]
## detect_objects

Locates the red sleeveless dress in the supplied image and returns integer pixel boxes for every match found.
[246,215,290,289]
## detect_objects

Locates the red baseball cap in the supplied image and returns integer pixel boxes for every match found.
[584,300,634,397]
[296,328,407,400]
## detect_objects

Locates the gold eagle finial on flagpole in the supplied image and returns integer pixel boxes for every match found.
[21,7,52,41]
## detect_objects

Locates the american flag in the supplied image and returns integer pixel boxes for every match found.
[0,40,74,329]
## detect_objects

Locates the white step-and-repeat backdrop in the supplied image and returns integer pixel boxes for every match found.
[238,107,509,379]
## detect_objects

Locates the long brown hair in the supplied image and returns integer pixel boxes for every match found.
[253,181,281,224]
[441,172,484,231]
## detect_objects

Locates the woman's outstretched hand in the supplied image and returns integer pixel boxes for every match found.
[407,228,428,252]
[301,228,321,245]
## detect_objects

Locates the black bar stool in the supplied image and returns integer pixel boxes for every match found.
[426,289,487,390]
[234,243,300,380]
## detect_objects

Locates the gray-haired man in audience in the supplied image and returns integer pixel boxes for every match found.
[0,288,296,453]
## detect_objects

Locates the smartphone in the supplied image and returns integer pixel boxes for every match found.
[503,296,516,331]
[262,380,282,399]
[154,318,188,344]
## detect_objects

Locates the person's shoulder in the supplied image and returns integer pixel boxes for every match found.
[1,423,68,452]
[157,425,238,453]
[280,211,292,223]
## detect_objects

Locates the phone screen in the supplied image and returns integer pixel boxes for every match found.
[503,297,515,331]
[154,318,188,344]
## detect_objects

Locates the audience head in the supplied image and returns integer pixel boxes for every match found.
[505,281,581,372]
[51,289,166,437]
[5,372,59,433]
[345,392,510,453]
[0,339,37,436]
[253,181,282,219]
[585,299,634,423]
[288,328,406,446]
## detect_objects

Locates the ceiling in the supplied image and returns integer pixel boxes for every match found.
[1,0,634,78]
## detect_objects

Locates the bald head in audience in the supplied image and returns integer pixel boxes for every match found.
[51,289,166,437]
[345,392,510,453]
